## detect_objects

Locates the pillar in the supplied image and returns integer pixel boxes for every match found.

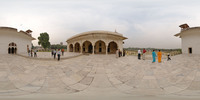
[67,45,69,52]
[106,45,108,55]
[92,45,94,55]
[73,44,75,52]
[80,46,82,54]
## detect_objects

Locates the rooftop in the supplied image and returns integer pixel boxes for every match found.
[67,30,127,42]
[0,27,36,40]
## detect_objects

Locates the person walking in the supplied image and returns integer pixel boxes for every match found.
[61,49,64,56]
[123,49,125,57]
[157,50,162,63]
[167,53,171,61]
[152,50,157,63]
[138,49,141,60]
[118,49,121,57]
[31,49,33,57]
[51,49,54,56]
[53,49,57,59]
[142,48,146,60]
[57,49,61,61]
[28,50,30,56]
[34,49,37,57]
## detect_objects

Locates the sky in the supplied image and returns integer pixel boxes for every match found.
[1,0,200,49]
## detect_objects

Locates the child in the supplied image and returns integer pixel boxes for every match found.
[167,53,171,61]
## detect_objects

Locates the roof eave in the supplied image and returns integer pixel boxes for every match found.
[32,38,36,40]
[174,33,180,37]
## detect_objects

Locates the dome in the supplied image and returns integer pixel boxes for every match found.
[67,30,127,42]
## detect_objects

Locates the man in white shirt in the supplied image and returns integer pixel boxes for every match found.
[138,49,141,60]
[57,49,61,61]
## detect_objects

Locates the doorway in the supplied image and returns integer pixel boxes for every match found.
[188,47,192,54]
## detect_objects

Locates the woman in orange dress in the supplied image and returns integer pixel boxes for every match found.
[157,50,162,63]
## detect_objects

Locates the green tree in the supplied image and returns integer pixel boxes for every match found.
[38,32,50,50]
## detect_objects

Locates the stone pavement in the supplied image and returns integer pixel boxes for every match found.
[0,53,200,100]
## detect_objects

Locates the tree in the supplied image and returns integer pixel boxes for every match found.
[38,32,50,50]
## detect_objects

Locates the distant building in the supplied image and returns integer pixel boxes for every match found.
[0,27,35,54]
[175,24,200,54]
[66,30,127,54]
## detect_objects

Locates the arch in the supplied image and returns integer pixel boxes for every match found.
[94,40,106,54]
[82,41,93,53]
[8,48,11,54]
[11,47,14,54]
[69,44,73,52]
[8,42,17,54]
[108,41,118,54]
[75,42,81,52]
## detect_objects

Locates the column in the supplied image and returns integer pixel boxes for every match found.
[73,45,75,52]
[80,46,82,54]
[106,45,108,55]
[92,45,94,55]
[67,45,69,52]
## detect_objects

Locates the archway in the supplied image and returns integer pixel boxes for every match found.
[8,42,17,54]
[94,40,106,54]
[108,41,118,54]
[69,44,73,52]
[82,41,93,53]
[75,43,81,52]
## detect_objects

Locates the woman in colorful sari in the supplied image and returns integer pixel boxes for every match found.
[152,50,156,63]
[157,50,162,63]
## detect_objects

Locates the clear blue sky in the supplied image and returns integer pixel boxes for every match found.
[1,0,200,49]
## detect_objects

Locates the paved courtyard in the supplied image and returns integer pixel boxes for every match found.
[0,53,200,100]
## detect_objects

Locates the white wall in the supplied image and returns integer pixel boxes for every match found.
[181,28,200,54]
[0,29,33,54]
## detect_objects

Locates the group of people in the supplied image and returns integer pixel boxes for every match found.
[137,49,146,60]
[28,49,37,57]
[116,49,126,58]
[51,49,65,61]
[138,49,171,63]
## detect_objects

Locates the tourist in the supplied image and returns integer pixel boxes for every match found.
[61,49,64,56]
[34,49,37,57]
[118,49,121,57]
[57,49,61,61]
[157,50,162,63]
[51,49,54,56]
[167,53,171,61]
[28,50,30,56]
[152,50,157,63]
[138,49,141,60]
[142,48,146,60]
[53,49,57,59]
[123,49,125,57]
[119,50,122,57]
[31,49,33,57]
[116,49,119,58]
